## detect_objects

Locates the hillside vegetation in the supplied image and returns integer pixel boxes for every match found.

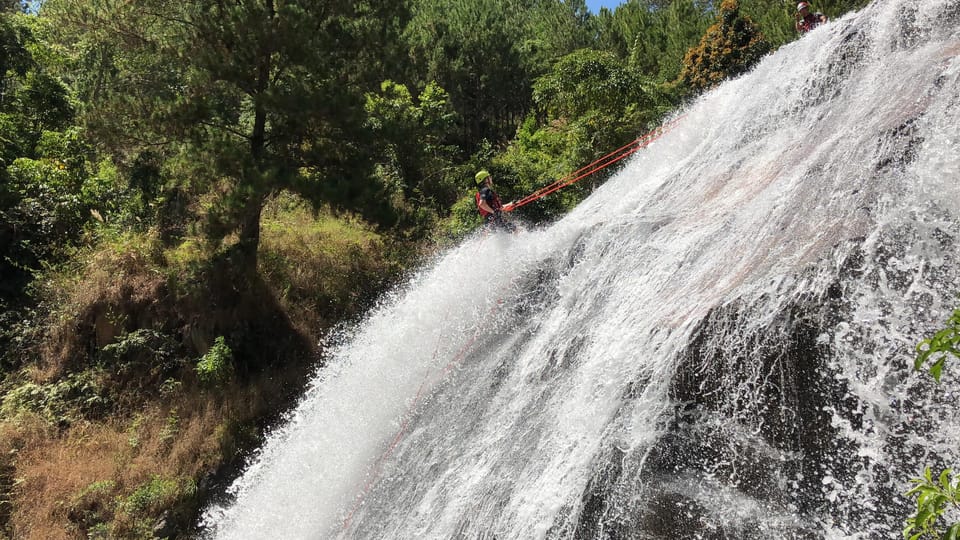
[0,0,868,537]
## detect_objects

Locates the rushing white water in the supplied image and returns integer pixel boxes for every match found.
[203,0,960,537]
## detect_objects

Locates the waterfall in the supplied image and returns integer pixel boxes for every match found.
[202,0,960,537]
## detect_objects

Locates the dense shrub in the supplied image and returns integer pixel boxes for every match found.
[677,0,771,92]
[195,336,233,387]
[0,371,108,424]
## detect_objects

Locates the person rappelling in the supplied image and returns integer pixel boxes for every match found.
[474,170,514,231]
[795,2,828,34]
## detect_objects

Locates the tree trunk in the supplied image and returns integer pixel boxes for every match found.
[236,188,267,274]
[235,0,275,275]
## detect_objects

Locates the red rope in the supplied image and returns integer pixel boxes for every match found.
[504,115,684,212]
[340,115,685,531]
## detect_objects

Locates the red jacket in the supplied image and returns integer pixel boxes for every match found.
[476,187,503,218]
[797,12,826,34]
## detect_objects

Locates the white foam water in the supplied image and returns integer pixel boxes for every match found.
[202,0,960,537]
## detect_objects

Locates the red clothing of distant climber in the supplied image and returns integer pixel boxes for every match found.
[474,170,514,231]
[796,2,828,34]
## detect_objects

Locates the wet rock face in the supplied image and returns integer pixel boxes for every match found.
[565,301,850,539]
[559,243,877,538]
[653,305,852,537]
[566,216,960,539]
[669,301,856,499]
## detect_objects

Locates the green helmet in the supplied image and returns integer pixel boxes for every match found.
[475,170,491,186]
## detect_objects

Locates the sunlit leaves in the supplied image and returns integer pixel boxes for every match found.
[904,467,960,540]
[905,310,960,538]
[677,0,771,93]
[915,309,960,382]
[534,48,649,118]
[363,79,461,229]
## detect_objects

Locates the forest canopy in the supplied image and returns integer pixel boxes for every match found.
[2,0,869,277]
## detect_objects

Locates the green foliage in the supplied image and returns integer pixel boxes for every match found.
[75,480,115,500]
[14,69,73,130]
[1,11,89,307]
[915,309,960,382]
[364,79,461,233]
[0,302,41,372]
[87,523,110,539]
[492,48,672,222]
[736,0,797,48]
[126,414,144,450]
[534,49,647,118]
[0,12,34,109]
[515,0,593,77]
[677,0,771,93]
[66,473,197,539]
[593,0,714,83]
[0,371,108,424]
[903,309,960,538]
[158,377,182,398]
[6,156,85,254]
[4,128,102,243]
[2,128,153,287]
[114,474,196,537]
[67,479,116,533]
[0,14,73,157]
[158,408,179,450]
[181,0,397,254]
[99,329,184,392]
[43,0,404,272]
[904,467,960,540]
[494,115,581,221]
[123,476,181,515]
[439,193,484,240]
[196,336,233,387]
[404,0,535,146]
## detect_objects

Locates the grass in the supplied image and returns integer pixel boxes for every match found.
[0,190,407,537]
[4,404,211,538]
[0,373,287,538]
[259,192,400,333]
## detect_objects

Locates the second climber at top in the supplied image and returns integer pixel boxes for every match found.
[796,2,828,34]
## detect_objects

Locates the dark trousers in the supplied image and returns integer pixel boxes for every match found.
[484,212,516,232]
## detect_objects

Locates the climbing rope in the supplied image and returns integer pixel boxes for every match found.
[504,115,685,212]
[341,115,686,532]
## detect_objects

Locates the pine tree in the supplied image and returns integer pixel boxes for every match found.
[677,0,771,92]
[403,0,533,147]
[44,0,403,273]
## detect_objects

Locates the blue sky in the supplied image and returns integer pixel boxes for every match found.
[585,0,626,13]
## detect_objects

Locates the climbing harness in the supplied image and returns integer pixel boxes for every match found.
[503,115,685,212]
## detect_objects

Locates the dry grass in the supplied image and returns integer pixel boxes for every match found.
[259,193,399,336]
[1,193,405,537]
[11,420,122,539]
[39,238,171,381]
[2,386,265,539]
[0,233,251,537]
